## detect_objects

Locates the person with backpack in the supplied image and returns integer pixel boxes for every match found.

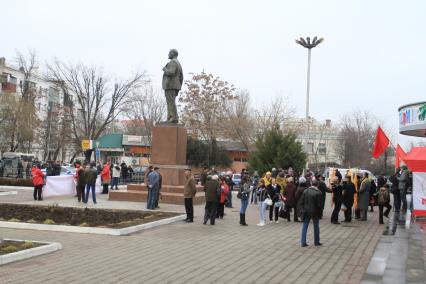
[237,175,251,226]
[377,184,392,224]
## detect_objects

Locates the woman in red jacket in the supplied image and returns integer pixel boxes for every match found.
[32,165,45,201]
[216,177,230,219]
[100,162,110,194]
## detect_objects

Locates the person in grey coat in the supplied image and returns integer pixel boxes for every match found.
[146,170,160,210]
[358,172,371,221]
[397,167,409,212]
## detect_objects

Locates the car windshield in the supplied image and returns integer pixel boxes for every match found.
[233,174,241,179]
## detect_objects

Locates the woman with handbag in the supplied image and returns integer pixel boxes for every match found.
[257,179,270,226]
[238,175,251,226]
[267,178,281,223]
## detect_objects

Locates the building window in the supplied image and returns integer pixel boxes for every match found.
[318,143,326,155]
[48,87,60,104]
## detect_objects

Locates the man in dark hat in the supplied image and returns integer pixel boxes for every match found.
[183,168,197,222]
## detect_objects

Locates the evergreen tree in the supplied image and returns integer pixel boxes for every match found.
[249,128,306,175]
[187,136,231,167]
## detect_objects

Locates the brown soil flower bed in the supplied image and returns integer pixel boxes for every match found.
[0,178,33,187]
[0,240,43,255]
[0,203,180,229]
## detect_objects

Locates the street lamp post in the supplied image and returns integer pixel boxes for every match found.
[295,36,324,163]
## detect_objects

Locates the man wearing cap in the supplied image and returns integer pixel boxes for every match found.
[184,168,197,223]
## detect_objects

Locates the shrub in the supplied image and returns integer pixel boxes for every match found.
[43,219,55,225]
[21,241,34,249]
[3,245,18,254]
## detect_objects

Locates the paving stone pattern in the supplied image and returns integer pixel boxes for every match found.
[0,190,384,284]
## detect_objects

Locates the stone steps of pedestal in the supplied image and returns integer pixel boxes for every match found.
[109,190,205,205]
[127,184,204,194]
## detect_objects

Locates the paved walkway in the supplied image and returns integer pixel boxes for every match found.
[1,189,384,283]
[361,197,426,284]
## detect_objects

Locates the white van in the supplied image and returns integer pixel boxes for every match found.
[323,167,377,185]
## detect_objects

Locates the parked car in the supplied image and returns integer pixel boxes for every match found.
[323,167,377,185]
[41,166,75,176]
[232,173,242,188]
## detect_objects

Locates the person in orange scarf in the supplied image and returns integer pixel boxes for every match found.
[31,165,45,201]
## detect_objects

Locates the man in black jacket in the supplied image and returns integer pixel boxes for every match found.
[300,180,323,247]
[342,176,355,222]
[330,177,344,224]
[316,174,328,212]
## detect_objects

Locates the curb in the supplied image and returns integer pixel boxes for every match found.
[0,190,18,196]
[0,214,186,236]
[0,186,32,191]
[0,239,62,265]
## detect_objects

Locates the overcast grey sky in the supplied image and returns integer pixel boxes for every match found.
[2,0,426,149]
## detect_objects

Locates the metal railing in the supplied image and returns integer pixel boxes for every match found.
[0,167,145,185]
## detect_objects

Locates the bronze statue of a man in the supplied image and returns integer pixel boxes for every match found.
[162,49,183,123]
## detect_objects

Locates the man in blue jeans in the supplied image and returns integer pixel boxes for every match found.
[84,162,98,204]
[300,179,323,247]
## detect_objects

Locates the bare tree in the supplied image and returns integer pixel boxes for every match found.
[336,110,377,169]
[47,60,148,161]
[0,51,40,152]
[122,84,166,143]
[222,89,254,150]
[253,94,296,136]
[179,71,237,141]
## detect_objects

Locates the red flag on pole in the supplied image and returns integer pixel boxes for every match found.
[372,127,390,158]
[395,144,407,168]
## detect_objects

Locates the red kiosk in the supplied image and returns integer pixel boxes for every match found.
[401,147,426,218]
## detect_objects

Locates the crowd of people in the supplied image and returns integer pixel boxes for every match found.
[181,166,412,247]
[29,158,412,247]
